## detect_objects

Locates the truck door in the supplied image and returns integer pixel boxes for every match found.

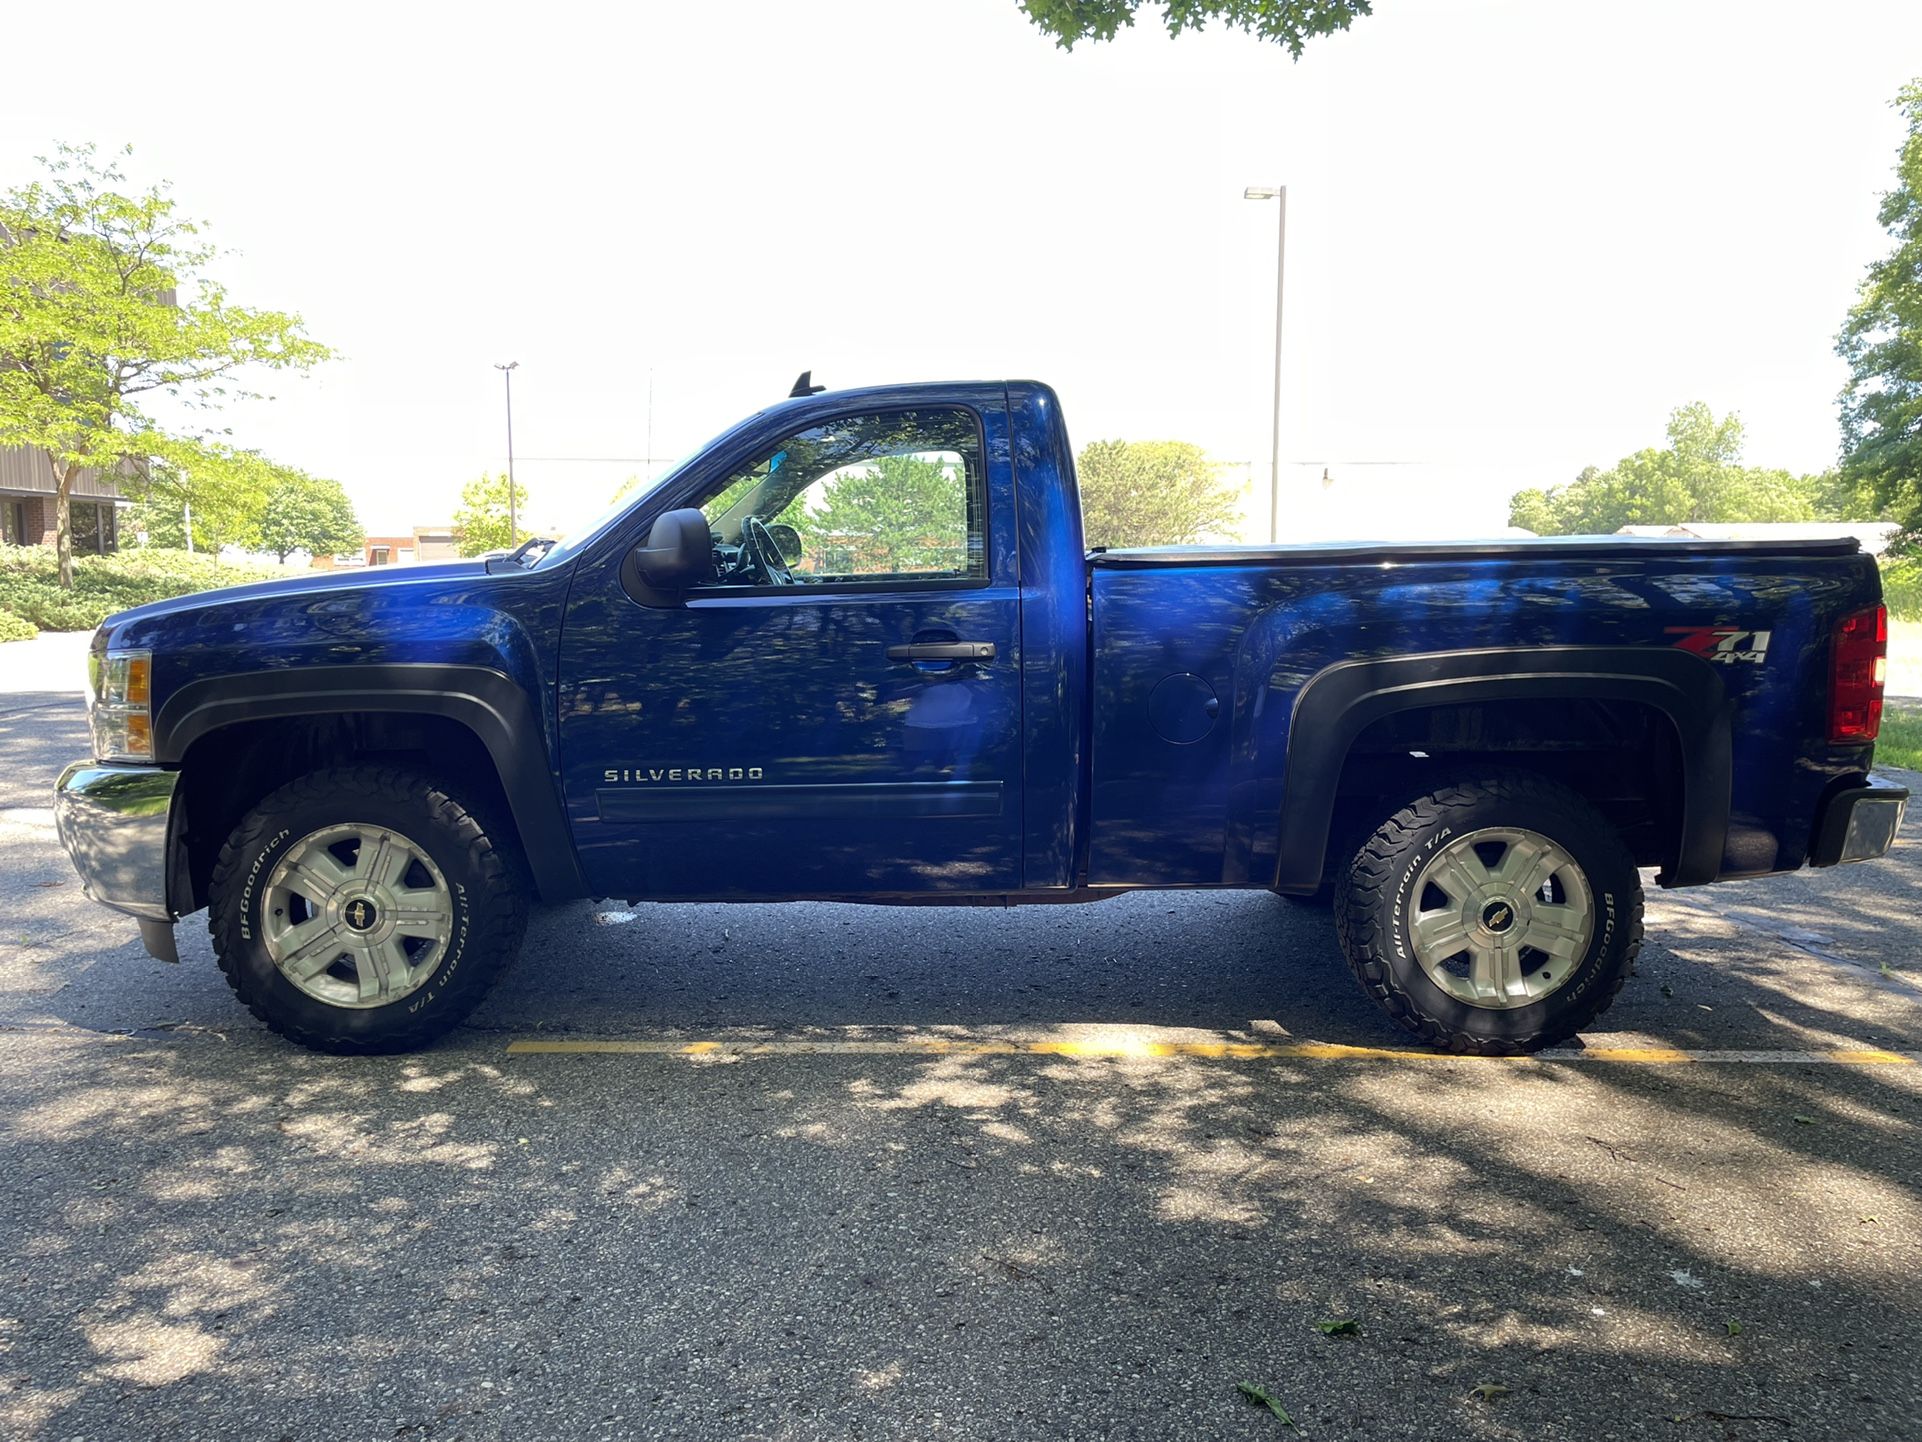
[556,396,1024,898]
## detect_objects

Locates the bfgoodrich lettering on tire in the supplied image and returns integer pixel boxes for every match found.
[209,765,528,1054]
[1333,771,1643,1054]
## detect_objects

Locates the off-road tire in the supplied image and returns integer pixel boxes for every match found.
[208,765,528,1053]
[1333,771,1642,1054]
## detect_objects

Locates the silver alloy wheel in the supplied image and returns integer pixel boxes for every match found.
[261,823,454,1009]
[1406,826,1594,1009]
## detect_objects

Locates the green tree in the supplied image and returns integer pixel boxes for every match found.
[0,144,331,585]
[1801,468,1884,524]
[785,456,969,574]
[1506,404,1838,535]
[1019,0,1371,54]
[258,470,363,562]
[453,471,531,556]
[130,442,288,555]
[1076,439,1242,548]
[1838,79,1922,542]
[1505,484,1562,537]
[128,485,193,550]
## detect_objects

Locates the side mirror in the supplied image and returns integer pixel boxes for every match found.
[766,522,804,565]
[633,508,714,590]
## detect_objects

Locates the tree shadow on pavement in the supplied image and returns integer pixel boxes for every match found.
[5,696,1921,1440]
[4,993,1918,1439]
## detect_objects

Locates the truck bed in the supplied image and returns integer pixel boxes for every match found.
[1085,534,1882,891]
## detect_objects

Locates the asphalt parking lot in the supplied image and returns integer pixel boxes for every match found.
[2,633,1919,1442]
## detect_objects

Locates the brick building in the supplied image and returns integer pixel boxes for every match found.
[312,527,461,569]
[0,444,125,553]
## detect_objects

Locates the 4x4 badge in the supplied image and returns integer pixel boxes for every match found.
[1666,627,1771,665]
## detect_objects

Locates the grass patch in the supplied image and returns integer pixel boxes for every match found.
[1879,700,1922,774]
[0,545,289,633]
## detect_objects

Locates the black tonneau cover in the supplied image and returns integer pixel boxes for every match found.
[1089,535,1865,568]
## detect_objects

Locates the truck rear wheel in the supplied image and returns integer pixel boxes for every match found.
[1333,772,1642,1054]
[208,765,528,1053]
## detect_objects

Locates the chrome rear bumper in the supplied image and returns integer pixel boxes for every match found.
[54,762,180,958]
[1810,776,1909,867]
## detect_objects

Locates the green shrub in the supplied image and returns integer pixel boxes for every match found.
[1883,553,1922,622]
[1879,702,1922,772]
[0,545,288,631]
[0,610,38,643]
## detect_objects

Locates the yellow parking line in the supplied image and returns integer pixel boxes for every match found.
[504,1037,1922,1065]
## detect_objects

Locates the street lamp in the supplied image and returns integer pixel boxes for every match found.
[493,361,519,548]
[1243,185,1286,544]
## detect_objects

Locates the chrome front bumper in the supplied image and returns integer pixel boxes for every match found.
[54,762,180,957]
[1810,776,1909,867]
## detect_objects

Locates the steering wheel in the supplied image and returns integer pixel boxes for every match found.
[742,515,794,586]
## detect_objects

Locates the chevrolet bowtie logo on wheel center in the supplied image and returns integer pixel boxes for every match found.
[343,897,379,933]
[1481,900,1516,934]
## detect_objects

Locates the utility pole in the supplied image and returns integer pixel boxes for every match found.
[494,361,519,547]
[1243,185,1287,543]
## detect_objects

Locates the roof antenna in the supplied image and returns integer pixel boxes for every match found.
[788,370,827,398]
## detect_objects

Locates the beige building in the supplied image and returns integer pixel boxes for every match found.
[0,445,126,552]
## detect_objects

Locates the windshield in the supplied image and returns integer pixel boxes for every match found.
[531,448,702,569]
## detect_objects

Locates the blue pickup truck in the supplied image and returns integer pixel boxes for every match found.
[54,378,1908,1054]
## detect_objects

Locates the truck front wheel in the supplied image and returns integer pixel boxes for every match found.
[207,765,529,1053]
[1333,772,1642,1054]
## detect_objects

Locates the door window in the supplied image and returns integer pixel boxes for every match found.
[695,408,985,587]
[72,501,100,554]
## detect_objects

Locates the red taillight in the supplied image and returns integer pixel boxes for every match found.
[1829,604,1888,743]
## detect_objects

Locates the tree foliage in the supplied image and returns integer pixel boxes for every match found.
[125,442,298,555]
[1018,0,1372,54]
[0,144,331,585]
[1506,404,1874,536]
[453,471,531,556]
[257,470,363,562]
[125,445,346,558]
[782,455,970,575]
[1838,79,1922,544]
[1076,439,1242,548]
[1800,467,1883,525]
[128,487,194,550]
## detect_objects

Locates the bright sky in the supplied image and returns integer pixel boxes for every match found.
[4,0,1919,541]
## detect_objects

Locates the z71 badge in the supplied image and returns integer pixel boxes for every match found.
[1665,626,1771,665]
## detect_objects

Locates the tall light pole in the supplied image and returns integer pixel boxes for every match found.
[1243,185,1287,544]
[493,361,519,547]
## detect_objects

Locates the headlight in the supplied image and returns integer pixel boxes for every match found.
[90,648,154,762]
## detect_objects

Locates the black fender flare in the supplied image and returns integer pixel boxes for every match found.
[1272,646,1730,893]
[153,663,585,902]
